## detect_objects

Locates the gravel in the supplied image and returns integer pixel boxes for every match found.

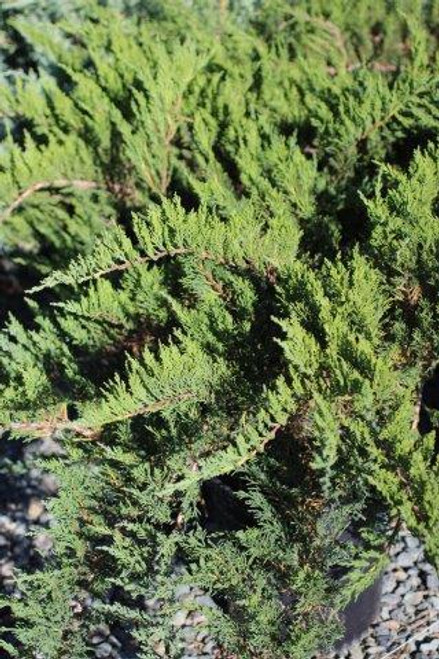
[0,438,220,659]
[316,526,439,659]
[1,437,438,659]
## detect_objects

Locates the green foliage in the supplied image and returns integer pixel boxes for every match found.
[0,1,438,658]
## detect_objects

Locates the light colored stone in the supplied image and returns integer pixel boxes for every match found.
[40,473,59,495]
[397,550,420,568]
[379,606,390,621]
[406,575,422,589]
[0,516,17,535]
[108,635,121,649]
[153,640,166,657]
[427,573,439,590]
[349,646,363,659]
[422,562,435,574]
[190,611,207,626]
[382,575,396,594]
[27,498,44,521]
[393,569,407,582]
[420,639,439,653]
[203,640,217,654]
[404,535,420,550]
[33,533,53,555]
[196,595,216,608]
[0,561,14,578]
[172,610,188,628]
[95,643,112,659]
[175,584,192,600]
[382,593,399,608]
[383,619,400,631]
[90,635,105,646]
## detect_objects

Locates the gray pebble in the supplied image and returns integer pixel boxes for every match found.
[376,633,391,647]
[153,640,166,657]
[195,595,216,609]
[144,597,162,611]
[109,635,122,649]
[33,532,53,555]
[389,607,406,621]
[39,512,52,525]
[90,635,105,646]
[0,515,17,534]
[382,575,396,594]
[393,568,407,582]
[15,524,27,538]
[420,639,439,652]
[379,607,390,621]
[190,611,207,626]
[426,573,439,590]
[25,438,64,457]
[39,473,59,495]
[90,624,111,645]
[0,561,14,578]
[349,645,363,659]
[175,584,192,600]
[95,643,113,658]
[203,640,217,653]
[27,497,44,521]
[404,535,420,550]
[407,575,422,589]
[382,593,399,608]
[397,551,420,568]
[172,610,188,628]
[180,626,197,642]
[422,563,435,575]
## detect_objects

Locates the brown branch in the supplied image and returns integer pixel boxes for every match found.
[31,248,232,292]
[102,391,195,427]
[199,262,226,297]
[1,179,101,223]
[7,420,96,439]
[89,247,190,281]
[235,422,281,469]
[4,392,196,441]
[159,97,183,194]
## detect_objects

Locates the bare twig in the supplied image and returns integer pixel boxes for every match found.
[199,262,226,297]
[235,422,282,469]
[102,391,195,428]
[159,97,183,194]
[7,420,96,439]
[30,248,236,293]
[4,392,196,441]
[1,179,101,223]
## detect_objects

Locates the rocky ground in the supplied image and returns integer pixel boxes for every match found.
[1,438,438,659]
[319,528,439,659]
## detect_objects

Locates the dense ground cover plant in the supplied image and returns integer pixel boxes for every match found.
[0,1,438,657]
